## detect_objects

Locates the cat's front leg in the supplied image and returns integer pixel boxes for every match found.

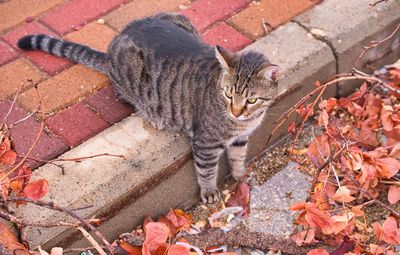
[192,142,224,203]
[227,137,249,180]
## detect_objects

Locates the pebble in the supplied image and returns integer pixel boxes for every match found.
[97,18,105,25]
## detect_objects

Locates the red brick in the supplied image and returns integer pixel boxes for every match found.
[202,23,252,52]
[0,100,67,169]
[18,65,108,114]
[105,0,190,31]
[45,103,110,147]
[180,0,250,32]
[0,58,47,101]
[40,0,127,35]
[2,22,72,75]
[229,0,316,40]
[0,40,17,66]
[0,0,64,32]
[84,86,134,124]
[64,22,116,52]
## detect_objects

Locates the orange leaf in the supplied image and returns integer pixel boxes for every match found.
[167,245,190,255]
[0,222,27,254]
[307,134,331,167]
[290,201,306,211]
[307,248,329,255]
[120,240,142,255]
[388,186,400,204]
[373,217,400,245]
[165,209,192,231]
[23,179,49,200]
[159,215,176,237]
[332,186,356,203]
[375,158,400,178]
[0,150,17,165]
[142,222,169,255]
[304,203,334,234]
[291,229,315,246]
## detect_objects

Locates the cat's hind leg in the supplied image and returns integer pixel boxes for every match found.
[154,13,199,37]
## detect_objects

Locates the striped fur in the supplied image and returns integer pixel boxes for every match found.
[18,34,109,73]
[17,13,279,203]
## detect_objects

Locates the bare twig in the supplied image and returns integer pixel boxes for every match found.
[355,22,400,67]
[369,0,388,7]
[77,226,108,255]
[2,197,114,254]
[0,84,45,182]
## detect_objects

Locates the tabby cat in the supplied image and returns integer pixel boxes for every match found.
[17,13,279,203]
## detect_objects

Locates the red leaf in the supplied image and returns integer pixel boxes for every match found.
[307,248,329,255]
[388,186,400,204]
[142,222,169,255]
[288,122,296,134]
[296,103,313,119]
[226,182,251,217]
[23,179,49,200]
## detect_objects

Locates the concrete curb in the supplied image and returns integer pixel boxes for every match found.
[16,0,400,249]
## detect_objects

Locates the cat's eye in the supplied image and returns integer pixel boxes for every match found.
[247,98,258,104]
[225,91,233,99]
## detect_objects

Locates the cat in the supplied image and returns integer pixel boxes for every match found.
[17,12,279,203]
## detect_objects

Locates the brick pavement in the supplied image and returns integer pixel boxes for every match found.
[0,0,319,168]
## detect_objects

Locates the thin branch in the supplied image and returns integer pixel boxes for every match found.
[2,197,114,254]
[369,0,389,7]
[355,22,400,67]
[0,84,45,182]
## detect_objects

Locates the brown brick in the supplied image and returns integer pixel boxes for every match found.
[105,0,190,31]
[229,0,316,40]
[0,0,64,32]
[64,22,116,52]
[18,65,109,114]
[0,58,47,100]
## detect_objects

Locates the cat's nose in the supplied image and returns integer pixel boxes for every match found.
[231,106,243,118]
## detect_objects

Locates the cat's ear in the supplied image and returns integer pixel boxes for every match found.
[258,65,279,82]
[215,45,236,69]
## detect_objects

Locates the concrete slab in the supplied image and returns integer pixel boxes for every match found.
[16,114,191,248]
[295,0,400,96]
[246,162,312,238]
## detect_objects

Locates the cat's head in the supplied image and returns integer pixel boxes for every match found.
[215,46,279,121]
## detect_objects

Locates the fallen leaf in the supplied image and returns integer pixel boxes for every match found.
[226,182,250,217]
[0,222,27,254]
[142,222,169,255]
[307,134,331,167]
[304,203,334,234]
[388,186,400,204]
[166,209,192,231]
[307,248,329,255]
[120,240,142,255]
[0,150,17,165]
[291,229,315,246]
[167,245,189,255]
[23,179,49,200]
[332,186,356,203]
[375,157,400,178]
[372,216,400,245]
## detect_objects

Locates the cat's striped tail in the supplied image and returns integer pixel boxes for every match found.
[17,34,110,73]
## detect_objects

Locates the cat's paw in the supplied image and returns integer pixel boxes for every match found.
[201,187,220,204]
[232,170,253,183]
